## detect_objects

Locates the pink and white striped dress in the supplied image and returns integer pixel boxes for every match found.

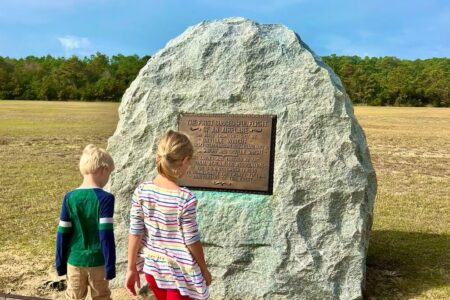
[129,181,209,299]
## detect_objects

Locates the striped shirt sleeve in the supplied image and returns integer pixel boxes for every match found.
[55,192,72,276]
[129,184,145,235]
[98,192,116,280]
[181,194,201,245]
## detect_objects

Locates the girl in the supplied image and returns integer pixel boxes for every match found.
[125,130,211,300]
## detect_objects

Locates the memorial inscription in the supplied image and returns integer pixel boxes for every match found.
[178,113,276,193]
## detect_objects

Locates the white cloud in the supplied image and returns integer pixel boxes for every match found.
[58,35,91,55]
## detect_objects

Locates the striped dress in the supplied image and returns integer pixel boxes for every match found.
[129,181,209,299]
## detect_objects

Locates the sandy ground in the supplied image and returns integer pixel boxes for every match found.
[0,252,153,300]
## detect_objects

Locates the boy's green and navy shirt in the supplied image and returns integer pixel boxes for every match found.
[56,188,116,279]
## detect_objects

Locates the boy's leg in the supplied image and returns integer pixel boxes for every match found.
[65,264,88,300]
[145,273,167,300]
[87,266,111,300]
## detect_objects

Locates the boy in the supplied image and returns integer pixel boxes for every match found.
[56,144,116,300]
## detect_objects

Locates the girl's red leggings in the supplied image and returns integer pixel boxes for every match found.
[145,274,190,300]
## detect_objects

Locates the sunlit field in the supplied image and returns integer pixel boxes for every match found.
[0,101,449,299]
[357,107,450,299]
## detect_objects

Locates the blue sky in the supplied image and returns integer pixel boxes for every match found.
[0,0,448,59]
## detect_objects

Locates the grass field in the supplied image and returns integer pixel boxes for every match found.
[0,101,120,298]
[0,101,449,299]
[358,107,450,299]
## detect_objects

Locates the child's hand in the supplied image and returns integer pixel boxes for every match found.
[203,269,212,286]
[125,268,141,296]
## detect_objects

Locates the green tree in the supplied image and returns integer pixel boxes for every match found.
[0,54,447,106]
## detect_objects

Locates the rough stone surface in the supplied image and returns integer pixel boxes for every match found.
[107,17,377,299]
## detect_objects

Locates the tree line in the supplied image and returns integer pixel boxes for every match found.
[0,53,149,101]
[322,55,449,107]
[0,53,448,106]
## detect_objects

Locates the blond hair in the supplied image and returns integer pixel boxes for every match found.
[79,144,115,175]
[156,130,194,181]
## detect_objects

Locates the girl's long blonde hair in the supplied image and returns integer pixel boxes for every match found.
[156,130,194,181]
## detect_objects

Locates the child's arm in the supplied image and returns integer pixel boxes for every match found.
[55,193,72,276]
[98,193,116,280]
[125,233,143,296]
[125,185,145,296]
[181,195,212,286]
[186,241,212,286]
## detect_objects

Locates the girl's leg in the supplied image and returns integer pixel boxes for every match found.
[166,289,190,300]
[145,274,167,300]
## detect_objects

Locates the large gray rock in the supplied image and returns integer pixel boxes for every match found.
[107,17,376,299]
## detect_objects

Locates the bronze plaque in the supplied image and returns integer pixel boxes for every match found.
[178,113,276,194]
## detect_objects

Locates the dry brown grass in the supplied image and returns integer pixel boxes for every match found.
[0,101,122,299]
[0,102,449,299]
[356,106,450,299]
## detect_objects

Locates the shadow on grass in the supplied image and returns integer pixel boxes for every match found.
[365,230,450,300]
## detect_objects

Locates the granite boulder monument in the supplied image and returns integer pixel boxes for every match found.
[106,17,377,300]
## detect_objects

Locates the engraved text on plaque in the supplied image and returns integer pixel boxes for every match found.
[178,113,276,193]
